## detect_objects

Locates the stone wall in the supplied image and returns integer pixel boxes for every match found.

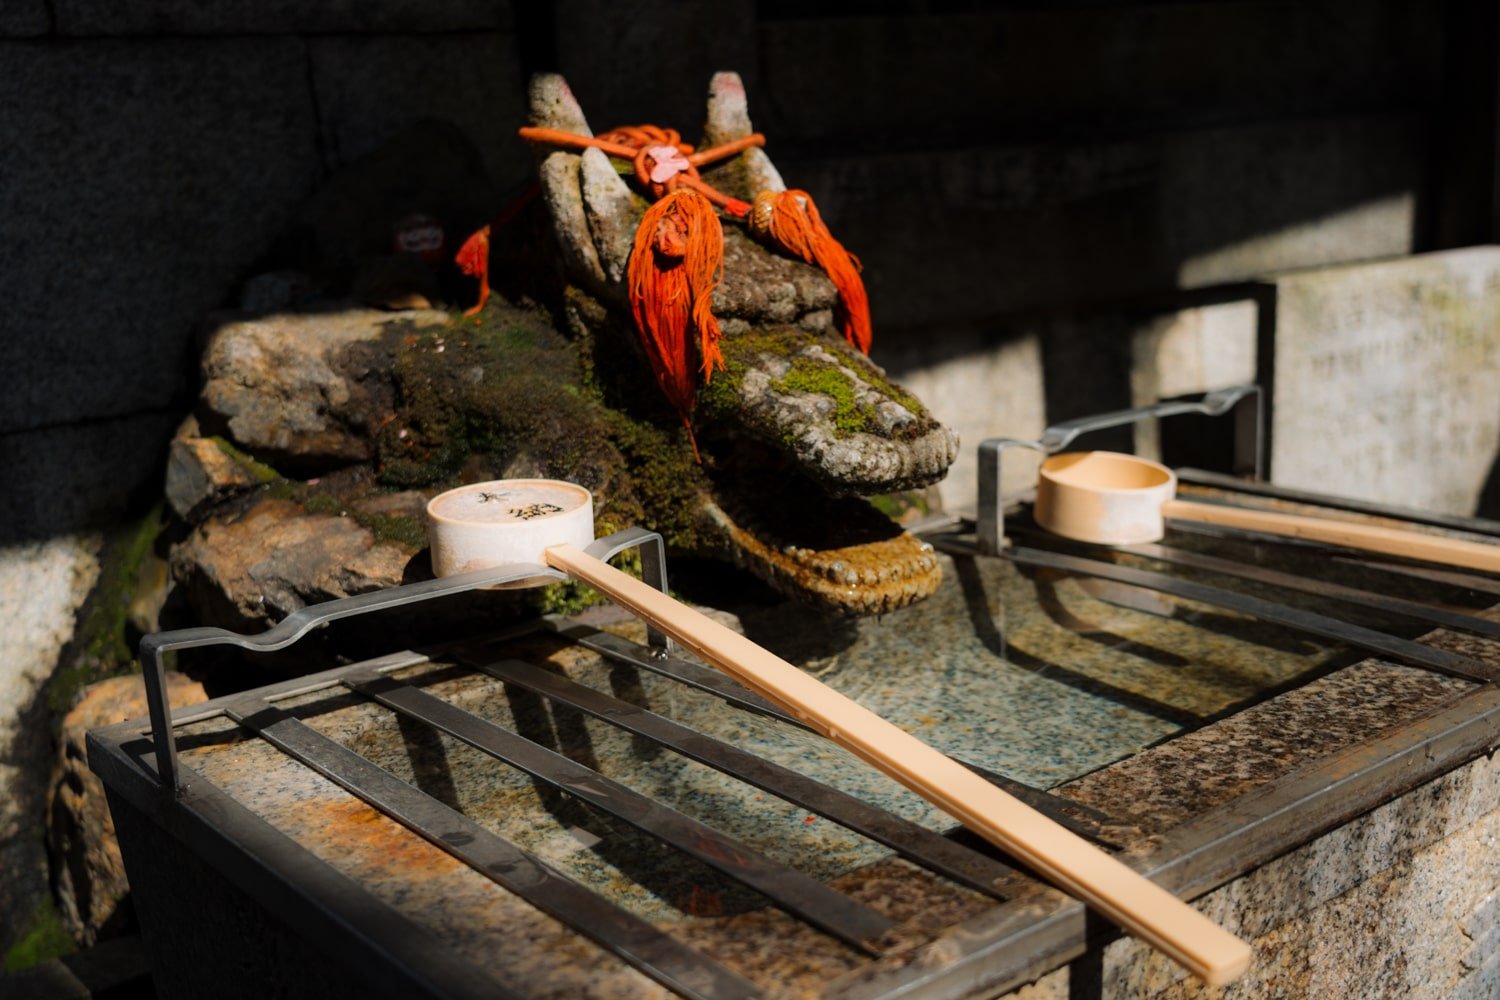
[1,0,1487,542]
[0,1,527,546]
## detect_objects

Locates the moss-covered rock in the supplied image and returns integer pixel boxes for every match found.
[374,298,710,552]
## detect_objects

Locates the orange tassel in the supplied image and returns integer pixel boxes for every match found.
[627,189,725,459]
[749,189,871,354]
[455,225,491,317]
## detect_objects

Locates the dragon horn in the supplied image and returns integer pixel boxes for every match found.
[527,72,592,136]
[528,74,607,290]
[702,72,752,146]
[579,146,641,288]
[702,72,785,195]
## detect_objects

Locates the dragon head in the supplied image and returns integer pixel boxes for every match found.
[496,73,959,615]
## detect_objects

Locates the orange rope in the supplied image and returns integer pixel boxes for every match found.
[627,189,725,460]
[687,132,765,167]
[517,126,640,160]
[750,190,871,354]
[598,125,694,154]
[511,121,874,447]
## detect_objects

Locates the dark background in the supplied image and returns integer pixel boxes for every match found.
[2,0,1496,543]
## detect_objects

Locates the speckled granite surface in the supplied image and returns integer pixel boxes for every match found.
[1002,752,1500,999]
[148,507,1500,999]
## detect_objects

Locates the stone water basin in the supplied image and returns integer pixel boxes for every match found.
[157,512,1500,996]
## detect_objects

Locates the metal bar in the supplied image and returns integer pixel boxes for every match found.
[1003,517,1500,642]
[468,656,1019,898]
[1231,389,1264,480]
[545,621,797,724]
[533,622,1130,846]
[225,697,759,1000]
[1329,556,1500,599]
[138,561,565,791]
[1006,547,1500,684]
[340,668,898,954]
[87,741,518,1000]
[1176,468,1500,538]
[1114,539,1500,641]
[585,527,673,655]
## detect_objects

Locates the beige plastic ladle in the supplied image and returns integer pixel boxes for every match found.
[426,480,1253,986]
[1034,451,1500,573]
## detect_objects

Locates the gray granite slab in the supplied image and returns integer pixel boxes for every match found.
[1269,246,1500,516]
[789,114,1420,333]
[0,534,100,956]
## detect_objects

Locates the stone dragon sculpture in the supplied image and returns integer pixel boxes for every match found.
[168,72,959,628]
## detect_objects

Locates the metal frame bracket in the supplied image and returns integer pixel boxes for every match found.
[975,384,1263,555]
[139,527,671,791]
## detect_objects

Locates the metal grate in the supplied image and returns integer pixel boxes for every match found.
[89,388,1500,999]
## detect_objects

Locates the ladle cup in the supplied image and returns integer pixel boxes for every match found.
[1034,452,1500,573]
[425,479,1252,987]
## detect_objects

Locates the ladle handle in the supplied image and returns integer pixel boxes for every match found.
[1162,499,1500,574]
[544,543,1252,986]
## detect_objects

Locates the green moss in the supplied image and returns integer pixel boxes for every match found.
[261,478,302,502]
[536,579,606,616]
[208,436,281,483]
[356,513,428,550]
[866,490,930,521]
[46,504,164,714]
[2,892,75,971]
[695,356,747,418]
[776,356,878,436]
[376,302,618,488]
[699,325,926,443]
[374,297,708,551]
[300,492,343,517]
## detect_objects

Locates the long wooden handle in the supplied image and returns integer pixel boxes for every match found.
[545,544,1252,986]
[1163,499,1500,573]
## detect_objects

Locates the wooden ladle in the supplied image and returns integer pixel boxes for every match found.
[427,480,1253,986]
[1034,451,1500,573]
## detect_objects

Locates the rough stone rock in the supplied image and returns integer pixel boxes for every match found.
[164,416,275,521]
[170,497,412,632]
[197,306,446,470]
[705,333,959,496]
[47,672,207,946]
[712,227,839,324]
[0,536,101,957]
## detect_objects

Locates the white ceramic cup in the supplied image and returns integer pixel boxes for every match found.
[425,479,595,582]
[1033,451,1177,545]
